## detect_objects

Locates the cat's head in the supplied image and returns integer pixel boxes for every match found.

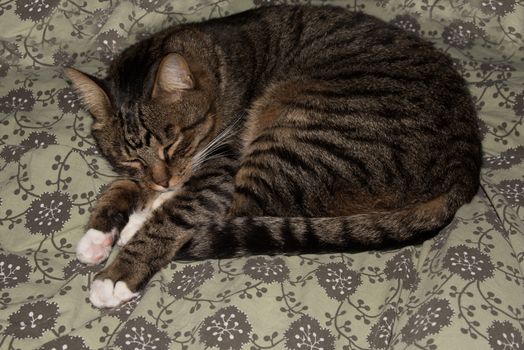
[65,53,220,192]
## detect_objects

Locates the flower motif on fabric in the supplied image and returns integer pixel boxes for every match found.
[0,253,31,289]
[96,29,125,63]
[484,146,524,169]
[443,245,494,281]
[384,250,419,290]
[400,298,453,343]
[37,335,90,350]
[63,259,99,279]
[20,132,57,149]
[284,314,335,350]
[442,20,483,49]
[0,88,35,113]
[243,256,290,283]
[106,296,142,322]
[25,192,73,236]
[514,91,524,116]
[90,8,112,30]
[139,0,165,12]
[0,58,9,78]
[367,308,396,349]
[316,262,361,301]
[488,321,522,350]
[496,180,524,207]
[15,0,60,22]
[479,62,515,74]
[390,14,420,34]
[0,145,29,163]
[199,306,252,350]
[57,87,81,114]
[471,0,517,16]
[115,317,171,349]
[52,50,75,67]
[168,262,214,299]
[5,301,59,339]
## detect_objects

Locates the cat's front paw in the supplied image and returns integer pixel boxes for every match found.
[90,279,139,308]
[76,228,116,265]
[117,211,149,246]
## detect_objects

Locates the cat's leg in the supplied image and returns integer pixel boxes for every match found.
[89,157,237,308]
[116,191,175,246]
[77,179,144,265]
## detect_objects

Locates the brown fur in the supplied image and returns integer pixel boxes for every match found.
[66,5,482,298]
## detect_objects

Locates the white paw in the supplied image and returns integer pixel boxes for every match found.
[117,211,150,246]
[76,228,116,265]
[89,279,139,308]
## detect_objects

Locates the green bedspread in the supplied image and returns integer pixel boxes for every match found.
[0,0,523,349]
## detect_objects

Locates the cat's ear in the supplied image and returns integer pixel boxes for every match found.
[152,53,194,98]
[64,67,112,121]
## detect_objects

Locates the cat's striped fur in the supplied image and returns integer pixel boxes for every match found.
[66,5,481,307]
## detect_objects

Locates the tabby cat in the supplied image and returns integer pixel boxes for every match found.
[66,5,481,308]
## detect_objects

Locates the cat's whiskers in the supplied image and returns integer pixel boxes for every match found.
[191,113,244,171]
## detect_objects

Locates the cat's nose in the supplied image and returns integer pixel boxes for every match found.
[151,162,170,189]
[154,178,169,188]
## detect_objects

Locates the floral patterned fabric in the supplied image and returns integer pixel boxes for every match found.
[0,0,523,349]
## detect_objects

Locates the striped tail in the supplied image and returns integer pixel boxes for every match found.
[176,184,474,260]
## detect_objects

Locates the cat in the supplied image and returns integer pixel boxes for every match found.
[65,5,481,308]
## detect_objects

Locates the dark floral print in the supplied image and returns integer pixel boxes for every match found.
[0,1,522,349]
[488,321,522,350]
[168,262,214,298]
[471,0,517,16]
[25,192,73,236]
[442,20,483,49]
[479,62,515,74]
[316,262,361,301]
[0,253,31,289]
[497,180,524,207]
[367,308,396,349]
[443,245,494,281]
[37,336,90,350]
[390,14,420,34]
[57,88,81,114]
[115,317,171,349]
[0,58,9,77]
[0,88,35,113]
[199,306,252,350]
[20,132,57,149]
[96,29,126,63]
[384,250,419,290]
[15,0,60,22]
[513,91,524,116]
[284,314,335,350]
[484,146,524,169]
[243,256,289,283]
[0,144,29,163]
[401,298,454,343]
[139,0,165,12]
[106,296,142,322]
[6,301,59,339]
[62,259,99,279]
[52,50,75,67]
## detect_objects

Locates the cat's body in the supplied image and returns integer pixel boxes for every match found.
[66,5,481,308]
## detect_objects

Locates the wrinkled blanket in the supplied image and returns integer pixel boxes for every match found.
[0,0,523,349]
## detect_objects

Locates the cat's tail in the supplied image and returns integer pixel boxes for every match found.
[176,183,474,260]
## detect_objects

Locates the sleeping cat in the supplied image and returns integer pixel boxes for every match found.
[65,5,481,308]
